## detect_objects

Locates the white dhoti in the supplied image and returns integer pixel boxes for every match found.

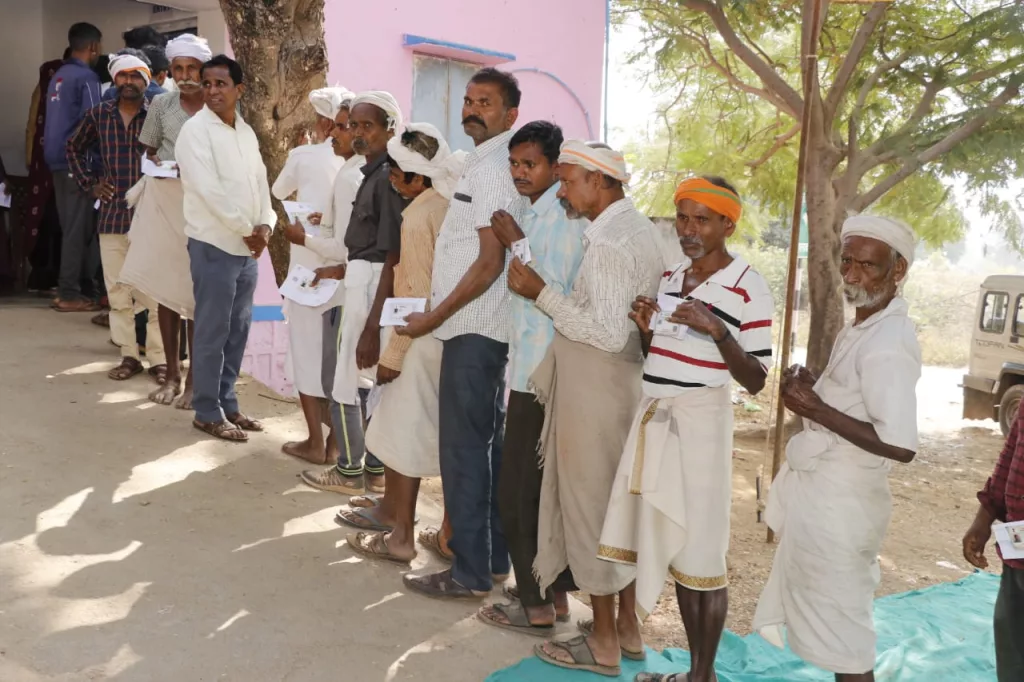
[331,260,384,405]
[752,430,892,674]
[365,335,443,478]
[285,302,331,398]
[599,385,733,618]
[120,176,194,319]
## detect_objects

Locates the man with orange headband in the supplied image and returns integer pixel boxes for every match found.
[600,176,774,682]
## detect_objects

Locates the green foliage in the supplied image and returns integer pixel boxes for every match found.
[616,0,1024,249]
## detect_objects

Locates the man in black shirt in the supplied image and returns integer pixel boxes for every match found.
[301,91,408,498]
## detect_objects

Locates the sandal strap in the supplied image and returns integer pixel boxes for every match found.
[548,635,598,665]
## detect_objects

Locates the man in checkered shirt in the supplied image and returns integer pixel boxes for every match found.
[397,68,527,600]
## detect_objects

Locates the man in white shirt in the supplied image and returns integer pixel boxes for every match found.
[175,55,276,442]
[753,216,920,682]
[272,86,349,465]
[397,68,526,600]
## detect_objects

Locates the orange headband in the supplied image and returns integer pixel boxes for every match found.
[673,177,742,224]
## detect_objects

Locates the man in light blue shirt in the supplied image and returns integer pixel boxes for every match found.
[478,121,587,634]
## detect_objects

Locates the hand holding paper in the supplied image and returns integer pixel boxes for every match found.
[381,298,428,327]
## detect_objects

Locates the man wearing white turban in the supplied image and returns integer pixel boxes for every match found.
[341,123,463,563]
[752,215,921,682]
[120,33,212,409]
[271,87,349,465]
[299,90,407,495]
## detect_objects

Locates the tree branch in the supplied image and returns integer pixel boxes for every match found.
[746,123,801,169]
[823,2,890,123]
[679,0,804,117]
[847,50,910,166]
[859,77,943,165]
[851,77,1023,211]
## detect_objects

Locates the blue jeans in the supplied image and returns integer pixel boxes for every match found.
[188,239,258,424]
[439,334,511,592]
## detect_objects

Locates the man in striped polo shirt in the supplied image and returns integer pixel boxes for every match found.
[600,176,773,682]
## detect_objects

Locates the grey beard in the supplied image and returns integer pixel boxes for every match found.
[842,284,888,308]
[559,198,582,220]
[680,239,705,259]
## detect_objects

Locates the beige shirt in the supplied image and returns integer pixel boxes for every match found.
[175,106,277,257]
[380,188,449,371]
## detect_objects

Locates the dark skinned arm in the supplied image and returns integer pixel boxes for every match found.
[356,249,398,369]
[667,300,766,395]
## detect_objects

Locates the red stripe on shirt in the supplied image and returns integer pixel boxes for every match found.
[723,286,751,303]
[649,345,728,370]
[740,319,772,331]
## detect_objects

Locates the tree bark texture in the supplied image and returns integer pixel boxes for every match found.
[219,0,328,285]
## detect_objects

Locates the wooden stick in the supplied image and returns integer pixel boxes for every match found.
[767,0,823,544]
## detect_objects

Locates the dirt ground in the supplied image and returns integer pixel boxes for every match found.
[0,301,1008,679]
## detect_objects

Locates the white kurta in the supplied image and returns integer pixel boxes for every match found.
[753,297,921,674]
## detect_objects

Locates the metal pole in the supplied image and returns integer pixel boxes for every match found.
[767,0,823,544]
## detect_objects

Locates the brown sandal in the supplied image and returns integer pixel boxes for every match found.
[108,357,143,381]
[227,412,263,432]
[417,527,454,562]
[403,568,487,600]
[346,531,415,565]
[192,419,248,442]
[148,364,168,385]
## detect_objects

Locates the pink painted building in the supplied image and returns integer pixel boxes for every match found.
[0,0,610,395]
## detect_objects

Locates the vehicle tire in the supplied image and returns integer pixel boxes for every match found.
[999,384,1024,436]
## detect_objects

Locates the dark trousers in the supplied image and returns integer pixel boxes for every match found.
[52,171,100,301]
[498,390,577,607]
[439,334,511,592]
[188,238,258,424]
[995,565,1024,681]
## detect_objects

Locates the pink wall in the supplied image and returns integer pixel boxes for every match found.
[322,0,607,141]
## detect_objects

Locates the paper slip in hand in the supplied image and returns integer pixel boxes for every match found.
[380,298,427,327]
[279,263,341,308]
[281,200,320,237]
[365,384,384,419]
[141,154,178,178]
[94,199,101,210]
[653,294,689,339]
[511,237,532,264]
[0,184,10,209]
[994,520,1024,560]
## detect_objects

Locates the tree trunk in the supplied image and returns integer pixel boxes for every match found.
[219,0,328,285]
[803,136,845,375]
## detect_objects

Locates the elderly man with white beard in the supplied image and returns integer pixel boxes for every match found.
[752,215,921,682]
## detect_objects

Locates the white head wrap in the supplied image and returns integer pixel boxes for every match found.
[557,139,630,184]
[386,123,467,200]
[350,90,403,132]
[165,34,213,64]
[108,53,151,87]
[841,214,918,268]
[309,86,354,120]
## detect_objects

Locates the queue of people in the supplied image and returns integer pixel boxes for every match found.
[41,17,1024,682]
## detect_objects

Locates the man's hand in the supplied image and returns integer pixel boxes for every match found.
[780,373,826,419]
[376,364,401,385]
[490,210,525,249]
[356,325,380,370]
[962,508,994,569]
[668,300,727,340]
[508,258,546,301]
[311,264,346,285]
[630,296,659,335]
[91,180,115,202]
[283,220,306,246]
[396,311,439,339]
[783,363,818,387]
[307,212,322,226]
[242,225,271,259]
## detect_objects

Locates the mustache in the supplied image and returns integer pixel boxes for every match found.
[462,115,486,127]
[560,197,581,218]
[352,138,370,153]
[680,236,703,247]
[177,79,201,87]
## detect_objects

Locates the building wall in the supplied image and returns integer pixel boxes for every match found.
[0,0,45,174]
[323,0,607,141]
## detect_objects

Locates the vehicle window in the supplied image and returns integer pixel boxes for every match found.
[980,291,1009,334]
[1015,295,1024,337]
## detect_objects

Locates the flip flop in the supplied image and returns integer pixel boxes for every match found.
[477,601,555,638]
[534,635,621,677]
[503,584,571,623]
[346,531,415,565]
[578,618,646,660]
[635,675,688,682]
[348,494,382,509]
[335,507,393,532]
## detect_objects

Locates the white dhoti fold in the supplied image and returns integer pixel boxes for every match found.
[331,260,384,406]
[599,385,733,618]
[365,335,443,478]
[285,302,330,398]
[120,176,194,319]
[752,429,893,674]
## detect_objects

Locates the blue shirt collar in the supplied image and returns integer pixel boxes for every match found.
[528,183,562,219]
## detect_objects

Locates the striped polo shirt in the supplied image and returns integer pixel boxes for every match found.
[643,255,774,397]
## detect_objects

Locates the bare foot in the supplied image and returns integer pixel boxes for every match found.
[149,378,182,406]
[366,473,385,494]
[282,438,328,464]
[175,383,193,410]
